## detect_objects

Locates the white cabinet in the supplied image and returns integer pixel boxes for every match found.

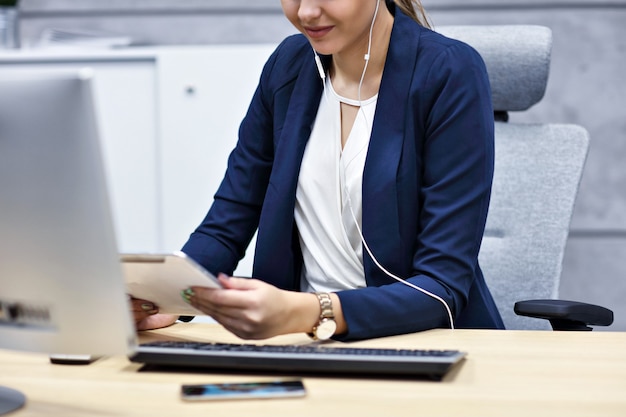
[0,45,275,275]
[156,45,274,276]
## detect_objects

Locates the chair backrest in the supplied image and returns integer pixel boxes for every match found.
[438,25,590,330]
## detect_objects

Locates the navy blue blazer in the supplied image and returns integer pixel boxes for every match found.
[182,3,505,340]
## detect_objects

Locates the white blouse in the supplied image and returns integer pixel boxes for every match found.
[295,76,378,293]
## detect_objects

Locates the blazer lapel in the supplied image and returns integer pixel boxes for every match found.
[255,58,323,289]
[362,9,420,284]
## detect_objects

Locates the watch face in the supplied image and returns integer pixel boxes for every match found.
[316,319,337,340]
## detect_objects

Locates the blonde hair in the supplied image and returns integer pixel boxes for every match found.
[393,0,431,29]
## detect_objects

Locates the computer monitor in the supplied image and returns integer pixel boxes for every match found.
[0,69,136,414]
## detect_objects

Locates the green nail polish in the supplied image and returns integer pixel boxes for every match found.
[141,303,155,312]
[181,288,195,303]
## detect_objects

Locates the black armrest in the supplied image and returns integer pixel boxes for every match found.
[514,299,614,331]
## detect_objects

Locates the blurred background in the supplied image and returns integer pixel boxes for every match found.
[7,0,626,330]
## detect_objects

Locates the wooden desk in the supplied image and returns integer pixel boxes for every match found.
[1,323,625,417]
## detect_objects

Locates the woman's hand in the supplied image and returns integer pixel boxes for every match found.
[130,297,178,331]
[182,274,321,340]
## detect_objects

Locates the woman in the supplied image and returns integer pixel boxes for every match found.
[133,0,505,341]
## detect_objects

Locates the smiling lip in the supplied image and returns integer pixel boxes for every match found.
[304,26,333,39]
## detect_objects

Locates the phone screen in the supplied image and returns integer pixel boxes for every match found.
[181,379,306,401]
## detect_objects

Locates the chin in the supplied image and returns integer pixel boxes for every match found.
[307,40,336,56]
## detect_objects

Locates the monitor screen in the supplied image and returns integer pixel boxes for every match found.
[0,69,136,414]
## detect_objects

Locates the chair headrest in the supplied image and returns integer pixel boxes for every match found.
[437,25,552,112]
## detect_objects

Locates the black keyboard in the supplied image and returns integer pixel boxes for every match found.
[130,341,466,380]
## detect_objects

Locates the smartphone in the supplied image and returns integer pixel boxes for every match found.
[181,380,306,401]
[49,354,100,365]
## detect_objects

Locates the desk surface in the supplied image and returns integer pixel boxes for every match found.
[1,323,625,417]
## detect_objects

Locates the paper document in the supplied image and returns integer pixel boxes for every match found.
[122,251,221,316]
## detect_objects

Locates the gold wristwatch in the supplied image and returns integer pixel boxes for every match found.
[307,292,337,341]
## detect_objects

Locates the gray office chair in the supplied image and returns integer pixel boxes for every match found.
[438,25,613,330]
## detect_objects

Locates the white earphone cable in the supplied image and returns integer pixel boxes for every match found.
[353,0,454,330]
[342,184,455,329]
[313,0,455,330]
[356,0,380,131]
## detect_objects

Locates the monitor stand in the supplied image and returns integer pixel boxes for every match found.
[0,386,26,415]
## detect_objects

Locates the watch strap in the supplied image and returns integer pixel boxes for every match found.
[317,292,334,320]
[307,292,336,340]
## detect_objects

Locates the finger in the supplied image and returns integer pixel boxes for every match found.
[129,297,159,326]
[217,274,261,291]
[217,273,232,288]
[130,298,158,314]
[136,313,178,331]
[180,287,222,316]
[189,276,268,310]
[180,287,256,327]
[188,286,255,310]
[185,294,243,321]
